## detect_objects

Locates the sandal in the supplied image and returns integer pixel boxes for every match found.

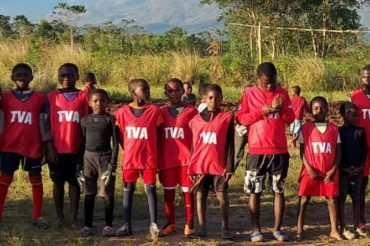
[250,230,263,242]
[79,226,94,236]
[102,226,115,237]
[273,230,288,242]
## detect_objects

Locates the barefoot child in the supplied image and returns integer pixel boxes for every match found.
[158,78,197,237]
[78,89,119,237]
[337,102,366,240]
[290,85,309,147]
[114,79,162,241]
[296,96,342,241]
[187,84,234,240]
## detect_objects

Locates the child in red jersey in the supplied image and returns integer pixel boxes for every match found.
[350,64,370,237]
[290,85,309,147]
[187,84,234,240]
[296,96,342,241]
[236,62,294,242]
[47,63,89,229]
[0,63,52,229]
[158,78,197,237]
[114,79,162,241]
[82,72,96,95]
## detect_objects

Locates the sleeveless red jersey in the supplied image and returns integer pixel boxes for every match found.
[114,104,161,170]
[351,89,370,145]
[0,91,46,158]
[47,90,89,154]
[159,105,197,170]
[187,111,233,175]
[300,122,339,178]
[290,95,309,120]
[236,86,294,154]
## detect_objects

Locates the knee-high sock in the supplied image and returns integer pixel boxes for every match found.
[144,184,157,224]
[183,191,194,226]
[84,194,95,227]
[104,196,114,226]
[123,183,135,225]
[0,175,12,220]
[29,175,43,220]
[164,189,176,224]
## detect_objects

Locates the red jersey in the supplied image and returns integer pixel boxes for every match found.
[351,89,370,145]
[187,111,233,175]
[115,104,161,170]
[159,105,197,170]
[236,86,295,154]
[47,90,89,154]
[0,91,46,158]
[290,95,309,120]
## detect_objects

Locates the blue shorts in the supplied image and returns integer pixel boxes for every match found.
[0,152,42,175]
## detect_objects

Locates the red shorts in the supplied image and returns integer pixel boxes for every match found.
[298,175,339,198]
[123,169,157,184]
[159,166,192,189]
[363,148,370,176]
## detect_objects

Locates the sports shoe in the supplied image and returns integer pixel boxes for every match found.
[32,217,50,230]
[273,230,288,242]
[116,223,132,236]
[356,227,368,237]
[149,222,160,241]
[342,228,356,240]
[159,223,176,237]
[102,226,115,237]
[184,224,195,237]
[78,226,94,236]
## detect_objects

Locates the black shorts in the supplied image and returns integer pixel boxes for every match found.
[0,152,41,175]
[51,154,80,185]
[83,151,115,197]
[198,174,228,192]
[244,153,289,194]
[338,172,362,204]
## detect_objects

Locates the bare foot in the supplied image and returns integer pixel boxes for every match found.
[330,231,344,240]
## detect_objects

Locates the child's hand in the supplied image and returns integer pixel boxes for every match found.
[223,172,233,182]
[272,95,283,109]
[308,168,320,180]
[324,168,336,183]
[262,105,278,115]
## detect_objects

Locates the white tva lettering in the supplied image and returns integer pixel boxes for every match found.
[312,142,332,154]
[10,111,32,124]
[164,127,184,139]
[126,126,148,139]
[57,111,80,122]
[200,132,217,144]
[362,109,370,119]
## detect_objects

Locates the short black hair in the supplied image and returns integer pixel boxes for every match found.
[361,64,370,73]
[128,78,149,94]
[59,63,79,74]
[183,81,192,87]
[198,82,210,96]
[310,96,328,109]
[12,63,32,74]
[292,85,301,95]
[164,78,183,90]
[339,101,358,117]
[90,88,109,100]
[84,72,96,82]
[204,84,223,98]
[257,62,277,77]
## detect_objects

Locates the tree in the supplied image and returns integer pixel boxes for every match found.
[12,15,34,38]
[52,2,86,50]
[0,15,13,39]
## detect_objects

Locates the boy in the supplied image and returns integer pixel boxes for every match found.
[290,85,309,147]
[337,102,366,240]
[82,72,97,95]
[236,62,295,242]
[79,89,119,237]
[0,63,52,229]
[158,78,197,237]
[197,82,210,113]
[350,64,370,236]
[47,63,89,229]
[181,81,196,105]
[114,79,162,241]
[187,84,234,240]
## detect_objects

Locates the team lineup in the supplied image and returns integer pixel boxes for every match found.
[0,61,369,243]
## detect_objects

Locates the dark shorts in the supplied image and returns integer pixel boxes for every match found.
[50,154,80,185]
[244,153,289,194]
[83,151,115,197]
[338,172,362,204]
[0,152,42,175]
[198,174,228,192]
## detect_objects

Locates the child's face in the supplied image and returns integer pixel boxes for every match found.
[183,84,192,95]
[344,107,359,126]
[165,82,183,105]
[361,69,370,88]
[205,90,222,111]
[258,75,276,91]
[11,67,33,90]
[291,89,297,96]
[58,66,79,89]
[311,101,328,122]
[132,82,150,102]
[89,93,108,114]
